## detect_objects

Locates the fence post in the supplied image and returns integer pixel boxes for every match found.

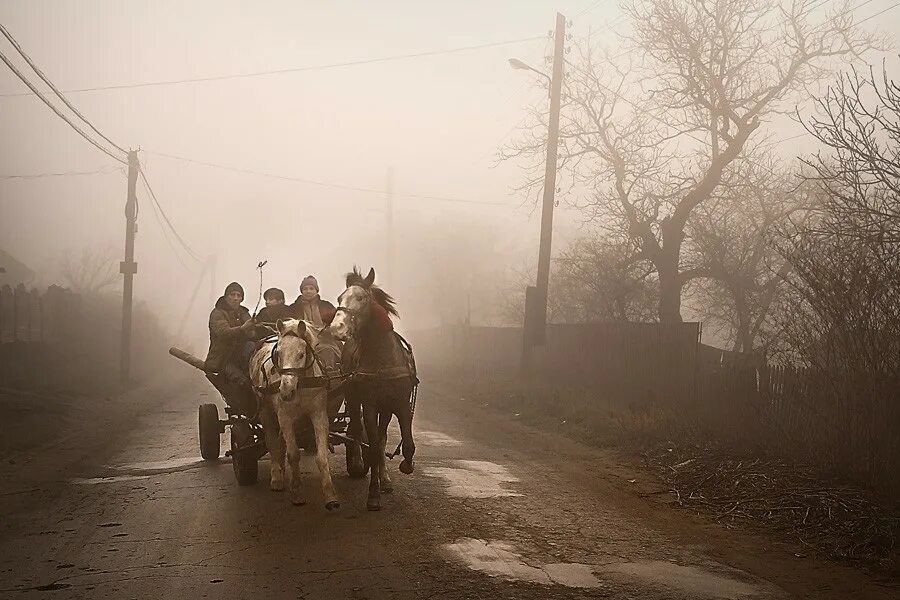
[12,285,19,342]
[27,288,33,343]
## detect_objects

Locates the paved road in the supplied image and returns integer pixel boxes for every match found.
[0,376,895,599]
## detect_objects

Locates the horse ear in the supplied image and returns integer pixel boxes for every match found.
[364,268,375,286]
[276,319,287,334]
[297,320,307,335]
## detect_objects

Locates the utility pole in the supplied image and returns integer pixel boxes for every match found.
[208,254,217,306]
[120,150,139,384]
[533,12,566,346]
[385,167,394,287]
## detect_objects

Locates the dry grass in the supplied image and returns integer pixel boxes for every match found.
[457,372,900,575]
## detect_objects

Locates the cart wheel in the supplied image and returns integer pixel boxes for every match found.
[231,421,259,486]
[199,403,221,460]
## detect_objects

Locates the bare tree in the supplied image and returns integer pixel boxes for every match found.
[503,0,881,322]
[687,159,814,353]
[801,62,900,243]
[61,245,119,295]
[551,235,657,322]
[777,60,900,376]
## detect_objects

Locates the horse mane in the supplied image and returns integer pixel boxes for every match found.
[346,266,399,317]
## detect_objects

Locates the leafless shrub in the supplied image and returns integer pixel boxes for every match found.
[60,245,119,296]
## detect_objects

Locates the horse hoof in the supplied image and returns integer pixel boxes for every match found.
[325,500,340,512]
[399,459,414,475]
[367,502,382,512]
[270,480,285,492]
[291,497,307,506]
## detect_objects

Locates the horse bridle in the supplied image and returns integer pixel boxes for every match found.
[334,287,371,337]
[271,332,317,376]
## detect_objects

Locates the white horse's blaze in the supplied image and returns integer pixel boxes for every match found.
[250,318,339,509]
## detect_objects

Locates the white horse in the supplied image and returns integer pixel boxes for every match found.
[250,319,339,510]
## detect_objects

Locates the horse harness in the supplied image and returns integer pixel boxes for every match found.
[254,333,353,400]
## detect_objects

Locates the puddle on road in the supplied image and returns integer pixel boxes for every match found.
[424,460,522,498]
[443,539,771,597]
[441,538,600,588]
[418,430,462,447]
[72,475,151,485]
[109,457,207,475]
[598,560,767,599]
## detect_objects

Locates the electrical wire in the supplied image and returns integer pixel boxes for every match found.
[0,47,126,164]
[0,35,545,98]
[0,23,127,154]
[144,150,508,206]
[138,168,203,263]
[141,174,192,271]
[0,166,121,180]
[575,0,606,18]
[858,0,900,24]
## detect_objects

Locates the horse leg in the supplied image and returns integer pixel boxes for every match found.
[345,392,366,478]
[378,410,393,494]
[397,398,416,475]
[260,397,285,491]
[363,400,382,511]
[311,396,340,511]
[276,404,305,506]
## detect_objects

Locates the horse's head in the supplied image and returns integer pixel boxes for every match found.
[330,267,375,341]
[274,319,316,398]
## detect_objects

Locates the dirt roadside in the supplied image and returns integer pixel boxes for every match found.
[427,379,900,599]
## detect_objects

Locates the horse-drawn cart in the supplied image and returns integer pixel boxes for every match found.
[169,346,365,486]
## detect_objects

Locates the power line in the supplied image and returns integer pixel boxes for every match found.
[858,0,900,24]
[138,168,203,263]
[0,35,545,98]
[0,47,126,164]
[0,23,127,153]
[575,1,606,18]
[0,166,122,180]
[145,150,509,206]
[140,174,192,271]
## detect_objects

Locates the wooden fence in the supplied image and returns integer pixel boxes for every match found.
[409,321,701,405]
[410,322,899,496]
[697,360,900,496]
[0,284,82,344]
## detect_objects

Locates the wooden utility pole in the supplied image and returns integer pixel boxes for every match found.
[385,167,394,287]
[208,253,217,306]
[533,12,566,345]
[120,150,139,384]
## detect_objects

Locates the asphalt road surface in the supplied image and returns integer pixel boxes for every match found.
[0,376,895,599]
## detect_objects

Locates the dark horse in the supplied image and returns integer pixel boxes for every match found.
[330,267,416,511]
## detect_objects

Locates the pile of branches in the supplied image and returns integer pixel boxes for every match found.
[643,441,900,571]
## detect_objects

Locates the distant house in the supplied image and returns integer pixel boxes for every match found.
[0,248,35,288]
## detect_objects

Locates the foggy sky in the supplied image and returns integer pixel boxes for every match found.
[1,1,897,343]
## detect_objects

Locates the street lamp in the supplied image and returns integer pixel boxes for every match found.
[512,13,565,368]
[508,58,552,93]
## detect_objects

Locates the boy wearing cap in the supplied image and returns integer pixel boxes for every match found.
[289,275,337,328]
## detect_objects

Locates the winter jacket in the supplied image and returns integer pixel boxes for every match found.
[204,296,253,373]
[288,296,337,327]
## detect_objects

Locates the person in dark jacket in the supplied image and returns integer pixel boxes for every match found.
[256,287,293,324]
[289,275,336,328]
[205,282,256,387]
